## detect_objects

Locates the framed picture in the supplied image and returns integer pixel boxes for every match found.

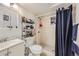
[51,17,56,24]
[3,15,9,21]
[3,15,11,28]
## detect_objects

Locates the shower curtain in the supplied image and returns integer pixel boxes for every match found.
[55,5,73,56]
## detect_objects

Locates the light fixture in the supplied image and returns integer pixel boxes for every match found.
[3,3,10,7]
[3,3,18,8]
[9,3,18,10]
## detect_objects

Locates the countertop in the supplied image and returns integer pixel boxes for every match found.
[0,39,24,52]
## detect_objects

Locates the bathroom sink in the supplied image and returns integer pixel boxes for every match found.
[0,39,24,51]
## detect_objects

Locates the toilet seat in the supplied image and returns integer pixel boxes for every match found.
[29,45,42,56]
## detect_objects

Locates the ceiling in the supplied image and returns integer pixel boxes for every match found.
[18,3,71,16]
[18,3,55,16]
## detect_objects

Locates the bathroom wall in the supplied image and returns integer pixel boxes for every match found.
[75,3,79,46]
[38,15,55,50]
[34,17,41,44]
[14,4,36,41]
[76,4,79,24]
[0,4,36,40]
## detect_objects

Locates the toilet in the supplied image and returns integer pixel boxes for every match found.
[29,45,42,56]
[25,37,42,56]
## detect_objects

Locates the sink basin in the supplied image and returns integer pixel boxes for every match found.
[0,39,24,51]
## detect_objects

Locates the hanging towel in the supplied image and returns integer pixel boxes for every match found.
[72,24,79,56]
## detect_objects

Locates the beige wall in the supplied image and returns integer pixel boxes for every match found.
[34,17,40,44]
[75,4,79,46]
[37,16,55,49]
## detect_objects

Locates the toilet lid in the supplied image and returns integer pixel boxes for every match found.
[29,45,42,54]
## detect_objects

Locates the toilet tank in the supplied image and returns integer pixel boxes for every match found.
[25,37,35,47]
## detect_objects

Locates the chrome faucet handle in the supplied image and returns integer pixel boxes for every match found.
[3,37,8,41]
[0,37,8,43]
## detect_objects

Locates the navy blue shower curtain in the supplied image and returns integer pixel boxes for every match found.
[55,5,73,56]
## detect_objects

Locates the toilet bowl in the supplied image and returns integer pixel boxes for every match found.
[25,37,42,56]
[29,45,42,56]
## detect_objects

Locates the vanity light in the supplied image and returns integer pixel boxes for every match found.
[3,3,18,9]
[3,3,10,7]
[10,3,18,9]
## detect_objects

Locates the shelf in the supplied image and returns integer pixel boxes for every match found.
[21,17,35,38]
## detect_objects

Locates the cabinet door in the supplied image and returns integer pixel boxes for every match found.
[9,43,24,56]
[10,11,17,28]
[0,50,7,56]
[0,28,10,40]
[2,7,11,28]
[0,8,3,27]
